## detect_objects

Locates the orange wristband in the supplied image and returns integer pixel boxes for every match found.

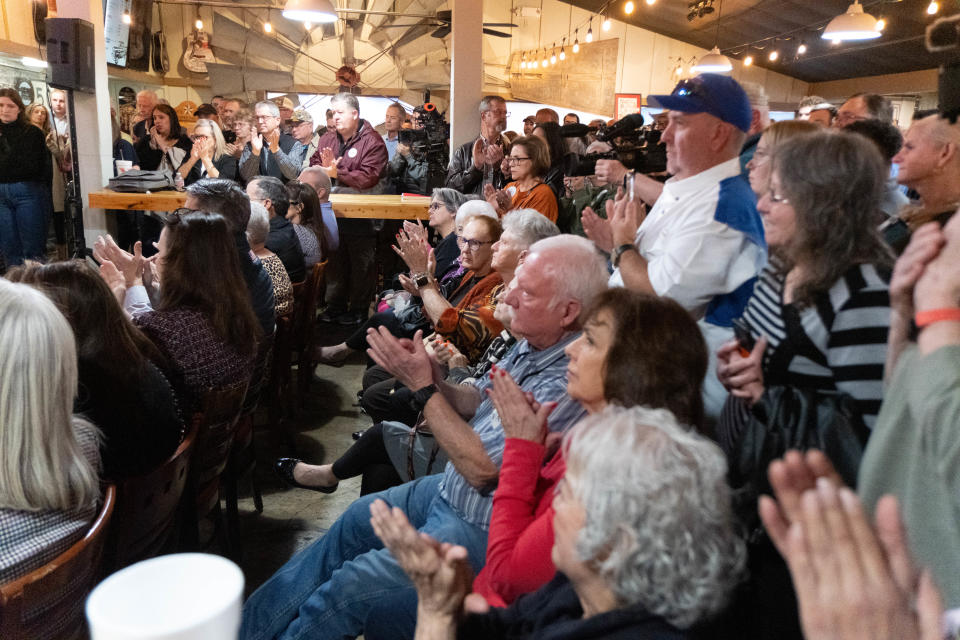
[915,308,960,328]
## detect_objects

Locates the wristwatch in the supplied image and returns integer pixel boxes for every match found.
[611,243,637,268]
[414,273,432,289]
[409,384,439,413]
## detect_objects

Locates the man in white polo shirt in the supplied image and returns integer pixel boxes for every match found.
[583,73,766,417]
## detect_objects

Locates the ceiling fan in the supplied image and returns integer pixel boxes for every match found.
[381,10,518,38]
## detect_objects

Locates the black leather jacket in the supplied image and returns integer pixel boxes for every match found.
[444,135,509,196]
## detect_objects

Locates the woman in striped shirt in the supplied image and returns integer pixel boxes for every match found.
[717,129,894,434]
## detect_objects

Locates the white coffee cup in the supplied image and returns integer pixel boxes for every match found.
[86,553,244,640]
[115,160,133,174]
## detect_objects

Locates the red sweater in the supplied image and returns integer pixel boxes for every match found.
[472,438,565,607]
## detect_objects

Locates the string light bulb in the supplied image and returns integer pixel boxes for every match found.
[625,0,636,13]
[927,1,938,15]
[797,41,807,54]
[743,54,753,66]
[646,0,656,4]
[573,30,580,53]
[875,16,885,30]
[194,5,203,30]
[769,49,779,61]
[603,16,612,30]
[122,10,132,24]
[264,20,273,32]
[550,43,557,64]
[586,19,594,42]
[559,41,566,60]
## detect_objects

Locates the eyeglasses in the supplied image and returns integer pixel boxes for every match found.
[256,115,278,121]
[189,134,209,141]
[507,156,531,164]
[167,207,196,225]
[486,109,510,117]
[766,187,790,204]
[460,238,494,251]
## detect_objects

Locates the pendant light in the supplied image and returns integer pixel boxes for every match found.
[573,29,580,53]
[822,1,882,41]
[691,0,732,73]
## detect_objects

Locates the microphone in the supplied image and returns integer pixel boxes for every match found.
[596,113,645,142]
[558,122,595,138]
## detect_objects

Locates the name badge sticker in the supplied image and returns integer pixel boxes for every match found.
[348,148,358,158]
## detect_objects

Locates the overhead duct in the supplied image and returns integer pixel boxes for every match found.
[212,12,297,68]
[207,62,295,95]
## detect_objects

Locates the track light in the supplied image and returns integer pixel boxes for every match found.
[625,1,636,13]
[743,54,753,66]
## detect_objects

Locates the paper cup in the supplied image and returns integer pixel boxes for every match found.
[115,160,133,174]
[86,553,244,640]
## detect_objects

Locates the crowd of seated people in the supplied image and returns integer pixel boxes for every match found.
[2,71,960,640]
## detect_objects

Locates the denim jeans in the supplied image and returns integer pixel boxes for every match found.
[0,181,50,265]
[239,474,489,640]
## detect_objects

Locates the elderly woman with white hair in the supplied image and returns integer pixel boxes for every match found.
[247,201,293,316]
[370,404,746,639]
[0,279,101,584]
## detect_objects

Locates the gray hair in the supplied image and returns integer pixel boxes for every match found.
[913,113,960,150]
[455,199,498,228]
[501,209,559,248]
[299,166,332,196]
[193,118,228,160]
[430,187,470,215]
[740,81,768,109]
[526,234,608,321]
[479,95,505,113]
[246,201,270,246]
[254,100,280,117]
[136,89,158,103]
[563,405,746,629]
[331,92,360,113]
[0,279,100,512]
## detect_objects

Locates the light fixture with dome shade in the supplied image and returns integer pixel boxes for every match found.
[822,1,882,41]
[691,0,732,73]
[282,0,338,24]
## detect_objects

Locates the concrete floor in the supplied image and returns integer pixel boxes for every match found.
[232,329,372,598]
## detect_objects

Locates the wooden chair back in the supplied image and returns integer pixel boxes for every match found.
[0,486,116,640]
[190,381,248,518]
[293,260,327,353]
[103,421,198,573]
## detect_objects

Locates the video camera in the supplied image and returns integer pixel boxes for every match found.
[559,113,667,176]
[398,90,450,161]
[926,12,960,123]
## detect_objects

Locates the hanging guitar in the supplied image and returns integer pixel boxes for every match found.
[152,4,170,73]
[181,28,216,74]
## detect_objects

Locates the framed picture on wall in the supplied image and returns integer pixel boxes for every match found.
[615,93,642,120]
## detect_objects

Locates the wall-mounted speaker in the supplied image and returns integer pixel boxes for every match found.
[46,18,96,94]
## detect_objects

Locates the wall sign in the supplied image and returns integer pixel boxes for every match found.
[615,94,642,121]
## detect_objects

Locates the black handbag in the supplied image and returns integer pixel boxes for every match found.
[107,169,174,193]
[728,386,870,535]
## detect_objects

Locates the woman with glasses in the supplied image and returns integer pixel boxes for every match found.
[715,129,893,638]
[97,210,260,410]
[285,181,325,266]
[229,108,257,160]
[485,135,557,222]
[316,213,503,367]
[744,120,818,198]
[175,117,237,182]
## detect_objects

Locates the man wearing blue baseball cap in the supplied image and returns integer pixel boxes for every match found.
[582,73,766,419]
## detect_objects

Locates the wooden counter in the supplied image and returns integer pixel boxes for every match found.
[87,189,431,219]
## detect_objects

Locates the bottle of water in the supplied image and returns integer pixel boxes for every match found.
[174,171,185,192]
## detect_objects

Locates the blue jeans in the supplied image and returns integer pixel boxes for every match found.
[240,474,489,640]
[0,181,50,265]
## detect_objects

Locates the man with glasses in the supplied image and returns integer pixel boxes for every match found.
[445,95,510,197]
[288,108,319,170]
[247,176,306,283]
[239,100,300,184]
[833,92,893,128]
[582,73,766,419]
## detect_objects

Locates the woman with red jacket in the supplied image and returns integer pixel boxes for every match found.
[476,288,710,607]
